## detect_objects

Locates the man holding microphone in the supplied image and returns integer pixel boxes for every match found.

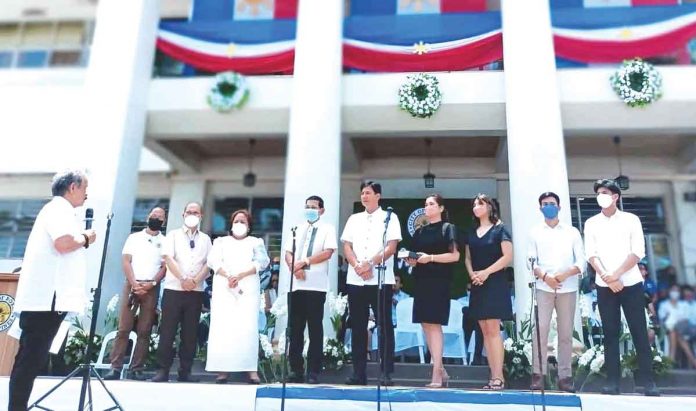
[9,170,96,411]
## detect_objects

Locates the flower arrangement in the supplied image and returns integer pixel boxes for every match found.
[610,58,663,108]
[64,316,103,369]
[398,73,442,118]
[621,347,672,378]
[503,319,533,382]
[207,71,250,112]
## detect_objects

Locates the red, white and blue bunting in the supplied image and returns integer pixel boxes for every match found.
[156,4,696,74]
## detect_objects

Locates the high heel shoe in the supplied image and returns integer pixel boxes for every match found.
[425,367,449,389]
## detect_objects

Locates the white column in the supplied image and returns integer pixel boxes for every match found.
[278,0,343,300]
[501,0,572,324]
[167,179,208,232]
[78,0,160,324]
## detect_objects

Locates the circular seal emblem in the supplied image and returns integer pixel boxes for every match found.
[407,208,429,237]
[0,294,16,332]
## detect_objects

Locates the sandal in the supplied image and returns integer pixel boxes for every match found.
[482,378,505,391]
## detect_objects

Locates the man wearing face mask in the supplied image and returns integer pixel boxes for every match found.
[584,179,659,396]
[152,202,212,383]
[285,196,338,384]
[104,207,167,381]
[527,192,585,392]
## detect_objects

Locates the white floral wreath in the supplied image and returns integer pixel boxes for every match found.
[207,71,250,112]
[398,73,442,118]
[610,59,663,108]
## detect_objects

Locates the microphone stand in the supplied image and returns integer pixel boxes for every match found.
[528,257,547,411]
[30,212,123,411]
[280,226,297,411]
[374,210,392,411]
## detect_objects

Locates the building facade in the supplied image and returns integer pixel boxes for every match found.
[1,0,695,320]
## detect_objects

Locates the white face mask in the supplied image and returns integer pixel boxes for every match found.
[231,222,248,238]
[184,215,200,228]
[669,291,680,301]
[596,193,614,209]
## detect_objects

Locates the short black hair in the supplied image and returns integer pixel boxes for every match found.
[538,192,560,206]
[360,180,382,195]
[593,179,621,197]
[305,195,324,209]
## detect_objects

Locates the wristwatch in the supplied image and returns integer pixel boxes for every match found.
[150,281,157,287]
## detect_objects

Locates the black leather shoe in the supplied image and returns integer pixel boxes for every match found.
[306,373,319,385]
[150,370,169,383]
[345,375,367,385]
[601,385,620,395]
[129,370,148,381]
[177,374,200,383]
[380,374,394,387]
[103,369,122,381]
[644,382,660,397]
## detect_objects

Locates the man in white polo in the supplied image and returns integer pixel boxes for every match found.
[104,206,167,381]
[10,169,96,411]
[341,181,402,386]
[285,195,337,384]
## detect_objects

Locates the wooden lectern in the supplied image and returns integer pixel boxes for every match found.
[0,273,20,376]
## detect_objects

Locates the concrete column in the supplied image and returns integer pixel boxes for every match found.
[501,0,572,325]
[167,179,208,232]
[78,0,160,324]
[278,0,343,298]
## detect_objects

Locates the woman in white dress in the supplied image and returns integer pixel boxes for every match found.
[206,209,269,384]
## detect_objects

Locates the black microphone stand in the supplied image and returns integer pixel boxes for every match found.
[280,226,297,411]
[30,212,123,411]
[374,210,393,411]
[528,257,547,411]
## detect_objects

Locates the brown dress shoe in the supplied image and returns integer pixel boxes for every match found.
[530,374,543,390]
[558,377,575,393]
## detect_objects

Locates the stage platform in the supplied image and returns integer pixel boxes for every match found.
[0,377,695,411]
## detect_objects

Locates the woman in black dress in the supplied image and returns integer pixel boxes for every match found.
[465,194,513,390]
[406,194,460,388]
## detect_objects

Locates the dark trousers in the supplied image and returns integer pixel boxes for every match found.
[9,311,66,411]
[156,289,203,375]
[347,284,394,378]
[289,290,326,376]
[110,282,159,371]
[598,283,654,386]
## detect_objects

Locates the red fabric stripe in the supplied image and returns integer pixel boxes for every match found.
[274,0,298,18]
[156,38,295,74]
[343,33,503,72]
[554,21,696,62]
[441,0,488,12]
[631,0,679,6]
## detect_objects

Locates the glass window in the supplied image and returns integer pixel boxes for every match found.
[570,196,666,235]
[250,198,283,233]
[49,50,82,67]
[17,50,48,68]
[0,199,49,259]
[21,23,54,48]
[131,198,170,233]
[55,22,84,47]
[0,24,19,48]
[0,51,13,67]
[212,198,250,235]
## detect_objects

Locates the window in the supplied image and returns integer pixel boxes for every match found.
[0,199,50,259]
[131,198,170,233]
[0,51,12,67]
[49,50,82,67]
[213,197,284,258]
[17,50,48,68]
[570,196,666,235]
[0,21,93,69]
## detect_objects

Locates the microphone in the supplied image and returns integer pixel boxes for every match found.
[85,208,94,230]
[528,257,537,288]
[384,207,394,224]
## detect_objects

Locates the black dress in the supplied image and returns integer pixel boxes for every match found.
[411,221,458,325]
[466,223,513,321]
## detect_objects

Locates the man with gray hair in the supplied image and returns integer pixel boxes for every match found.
[9,169,96,411]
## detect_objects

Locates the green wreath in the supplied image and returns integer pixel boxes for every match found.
[398,73,442,118]
[207,71,250,112]
[610,59,663,108]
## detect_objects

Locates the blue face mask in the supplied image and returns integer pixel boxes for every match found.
[541,204,559,220]
[304,208,319,222]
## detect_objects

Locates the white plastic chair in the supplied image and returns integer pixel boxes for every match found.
[394,298,425,363]
[258,309,266,333]
[467,332,477,365]
[442,300,467,365]
[94,330,137,379]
